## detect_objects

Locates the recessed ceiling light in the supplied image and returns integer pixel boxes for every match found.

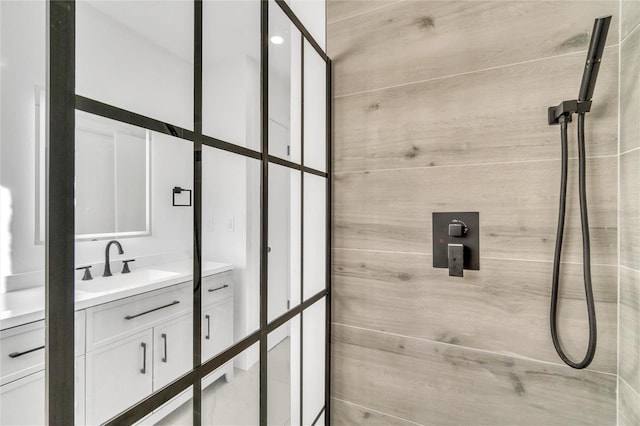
[270,35,284,45]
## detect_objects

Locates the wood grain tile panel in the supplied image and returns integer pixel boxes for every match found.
[333,49,618,173]
[621,151,640,270]
[334,157,617,264]
[328,1,619,96]
[621,28,640,153]
[330,398,419,426]
[619,378,640,426]
[622,0,640,41]
[333,249,617,373]
[327,0,400,25]
[620,266,640,393]
[331,323,617,425]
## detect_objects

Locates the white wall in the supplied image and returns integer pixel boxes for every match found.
[0,0,46,281]
[76,1,194,130]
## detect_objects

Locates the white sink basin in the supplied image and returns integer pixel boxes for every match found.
[75,269,180,293]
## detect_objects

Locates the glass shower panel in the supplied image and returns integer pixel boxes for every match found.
[302,298,326,426]
[302,174,327,300]
[268,316,301,426]
[76,0,194,130]
[76,119,194,426]
[202,0,261,150]
[0,1,51,424]
[269,1,302,164]
[202,343,260,425]
[268,164,301,322]
[302,41,327,173]
[201,146,261,363]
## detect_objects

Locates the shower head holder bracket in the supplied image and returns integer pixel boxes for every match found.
[548,99,592,125]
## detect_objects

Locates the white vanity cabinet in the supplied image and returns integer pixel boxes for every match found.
[85,282,192,425]
[0,313,86,425]
[201,271,234,386]
[0,268,234,425]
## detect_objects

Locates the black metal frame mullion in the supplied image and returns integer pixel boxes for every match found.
[259,0,269,424]
[299,30,306,426]
[268,154,327,178]
[47,1,76,424]
[193,1,203,425]
[324,58,333,426]
[75,95,195,141]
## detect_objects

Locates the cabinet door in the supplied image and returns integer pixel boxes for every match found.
[0,370,44,426]
[202,299,233,362]
[86,329,153,425]
[0,356,86,425]
[153,315,192,390]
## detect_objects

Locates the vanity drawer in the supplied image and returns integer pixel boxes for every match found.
[1,312,86,386]
[0,321,45,386]
[202,272,233,307]
[86,282,191,350]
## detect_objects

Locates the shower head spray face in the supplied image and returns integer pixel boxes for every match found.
[578,15,612,102]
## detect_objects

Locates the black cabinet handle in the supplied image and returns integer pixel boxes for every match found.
[205,315,211,340]
[208,284,229,293]
[161,333,168,363]
[140,342,147,374]
[9,346,45,358]
[125,301,180,320]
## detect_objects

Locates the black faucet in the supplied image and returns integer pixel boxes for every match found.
[103,240,124,277]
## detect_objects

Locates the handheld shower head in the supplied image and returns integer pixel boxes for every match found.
[578,15,612,102]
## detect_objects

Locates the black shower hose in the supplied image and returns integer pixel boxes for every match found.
[550,112,597,369]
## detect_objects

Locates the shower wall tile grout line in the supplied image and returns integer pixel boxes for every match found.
[333,154,619,176]
[332,247,619,268]
[330,397,425,426]
[332,45,620,99]
[620,376,640,399]
[621,21,640,45]
[619,264,640,274]
[332,322,620,377]
[619,145,640,156]
[326,0,405,26]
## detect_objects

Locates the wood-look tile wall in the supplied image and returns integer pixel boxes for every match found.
[328,1,623,424]
[619,4,640,424]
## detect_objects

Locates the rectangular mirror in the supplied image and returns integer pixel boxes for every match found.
[36,105,151,242]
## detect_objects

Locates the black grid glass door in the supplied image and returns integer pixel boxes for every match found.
[0,0,332,425]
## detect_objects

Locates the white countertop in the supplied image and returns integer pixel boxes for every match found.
[0,260,232,330]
